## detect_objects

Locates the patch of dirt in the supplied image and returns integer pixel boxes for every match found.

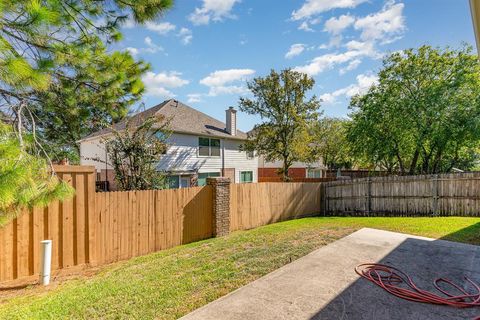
[0,265,102,303]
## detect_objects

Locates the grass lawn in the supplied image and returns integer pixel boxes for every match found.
[0,216,479,319]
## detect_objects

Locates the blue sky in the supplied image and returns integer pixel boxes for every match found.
[118,0,476,132]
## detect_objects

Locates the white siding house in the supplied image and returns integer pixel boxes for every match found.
[79,100,257,190]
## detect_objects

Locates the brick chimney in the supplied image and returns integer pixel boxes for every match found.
[225,107,237,136]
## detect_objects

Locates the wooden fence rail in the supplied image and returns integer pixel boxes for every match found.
[6,168,479,284]
[323,172,480,216]
[0,167,322,283]
[0,166,96,282]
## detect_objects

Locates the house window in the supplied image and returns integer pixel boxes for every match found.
[197,172,221,186]
[240,171,253,183]
[199,137,220,157]
[306,169,322,178]
[167,175,180,189]
[167,175,191,189]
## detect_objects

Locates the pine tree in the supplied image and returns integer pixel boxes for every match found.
[0,0,173,220]
[0,123,73,224]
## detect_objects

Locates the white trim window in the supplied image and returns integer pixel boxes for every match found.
[198,137,221,157]
[306,168,323,178]
[167,175,191,189]
[240,171,253,183]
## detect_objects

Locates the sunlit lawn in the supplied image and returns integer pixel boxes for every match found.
[0,216,478,319]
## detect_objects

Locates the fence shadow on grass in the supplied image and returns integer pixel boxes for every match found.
[439,222,480,245]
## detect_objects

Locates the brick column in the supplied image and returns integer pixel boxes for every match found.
[207,177,231,237]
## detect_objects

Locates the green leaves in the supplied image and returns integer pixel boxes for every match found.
[0,0,172,101]
[0,123,74,225]
[348,45,480,174]
[239,69,321,181]
[106,115,171,191]
[0,0,173,214]
[313,118,354,170]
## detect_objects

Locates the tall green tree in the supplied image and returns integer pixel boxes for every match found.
[0,0,173,161]
[239,69,321,181]
[106,115,170,191]
[347,45,480,174]
[313,117,354,170]
[0,0,172,217]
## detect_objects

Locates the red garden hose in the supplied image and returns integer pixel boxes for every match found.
[355,263,480,320]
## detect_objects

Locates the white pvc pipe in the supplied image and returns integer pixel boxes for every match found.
[39,240,52,286]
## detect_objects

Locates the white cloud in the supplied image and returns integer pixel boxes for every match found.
[187,93,203,103]
[178,28,193,45]
[122,17,136,29]
[145,21,176,35]
[339,59,362,74]
[200,69,255,87]
[354,1,405,42]
[324,14,355,35]
[200,68,255,96]
[142,71,189,98]
[295,51,359,76]
[320,73,378,104]
[299,21,314,32]
[144,37,154,47]
[124,38,164,56]
[298,17,321,32]
[285,44,306,59]
[147,87,176,98]
[143,37,163,53]
[300,38,384,76]
[294,40,380,76]
[125,47,139,56]
[208,85,249,96]
[318,35,343,49]
[292,0,368,21]
[189,0,241,26]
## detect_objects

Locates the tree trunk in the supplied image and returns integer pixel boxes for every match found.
[279,155,292,182]
[408,148,420,175]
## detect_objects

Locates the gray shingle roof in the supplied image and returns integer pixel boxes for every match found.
[0,110,13,124]
[80,99,247,141]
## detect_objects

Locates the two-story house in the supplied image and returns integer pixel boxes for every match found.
[79,99,258,190]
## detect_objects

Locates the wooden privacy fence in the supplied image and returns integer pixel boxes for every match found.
[258,177,335,183]
[230,183,322,231]
[94,187,213,266]
[0,166,95,282]
[0,166,322,283]
[323,172,480,216]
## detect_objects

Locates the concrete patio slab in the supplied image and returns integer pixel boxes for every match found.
[180,228,480,320]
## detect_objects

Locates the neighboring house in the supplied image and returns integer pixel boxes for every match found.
[79,99,258,190]
[248,127,328,180]
[257,156,328,180]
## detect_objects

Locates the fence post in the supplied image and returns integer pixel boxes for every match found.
[320,183,326,216]
[431,174,439,216]
[207,177,231,237]
[366,177,372,216]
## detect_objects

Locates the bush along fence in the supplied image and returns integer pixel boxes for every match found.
[322,172,480,216]
[0,167,323,283]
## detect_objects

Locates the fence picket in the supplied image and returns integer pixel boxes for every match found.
[323,173,480,216]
